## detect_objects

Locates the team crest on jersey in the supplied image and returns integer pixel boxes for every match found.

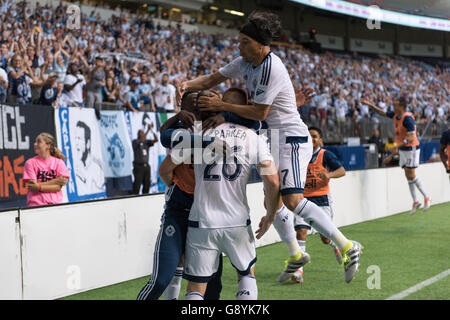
[165,225,176,237]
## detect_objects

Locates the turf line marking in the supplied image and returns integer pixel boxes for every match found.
[386,268,450,300]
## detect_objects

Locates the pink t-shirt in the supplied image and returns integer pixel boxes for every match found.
[23,156,70,207]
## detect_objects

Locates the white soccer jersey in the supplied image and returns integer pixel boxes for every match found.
[219,52,309,139]
[188,123,273,228]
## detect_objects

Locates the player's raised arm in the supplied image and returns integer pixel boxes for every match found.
[199,93,270,121]
[361,99,387,117]
[176,72,228,106]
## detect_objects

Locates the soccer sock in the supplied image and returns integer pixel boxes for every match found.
[163,267,183,300]
[185,292,204,300]
[297,240,306,272]
[408,179,418,202]
[413,178,429,199]
[273,205,301,256]
[294,198,352,252]
[297,240,306,254]
[236,275,257,300]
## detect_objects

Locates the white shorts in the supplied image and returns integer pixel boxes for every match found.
[294,196,334,231]
[277,136,313,196]
[399,147,420,169]
[184,225,257,282]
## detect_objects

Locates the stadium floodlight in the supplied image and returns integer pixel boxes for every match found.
[224,9,245,16]
[290,0,450,32]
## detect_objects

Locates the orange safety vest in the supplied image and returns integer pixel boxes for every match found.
[304,148,330,197]
[447,145,450,168]
[393,112,419,147]
[172,163,195,195]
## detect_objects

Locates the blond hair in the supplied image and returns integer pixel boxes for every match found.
[38,132,66,161]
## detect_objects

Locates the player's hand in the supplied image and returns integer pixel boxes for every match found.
[317,171,330,181]
[202,113,225,132]
[198,93,224,112]
[176,81,188,106]
[256,214,274,240]
[177,110,197,130]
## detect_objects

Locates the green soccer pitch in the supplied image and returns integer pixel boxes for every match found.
[60,202,450,300]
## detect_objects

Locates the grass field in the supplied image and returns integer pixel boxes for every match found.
[61,202,450,300]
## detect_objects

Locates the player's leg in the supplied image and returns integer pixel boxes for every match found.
[204,254,223,300]
[410,149,431,209]
[320,204,342,264]
[281,139,362,283]
[184,228,221,300]
[236,267,257,300]
[272,199,302,257]
[221,226,258,300]
[137,206,187,300]
[163,256,184,300]
[291,220,310,284]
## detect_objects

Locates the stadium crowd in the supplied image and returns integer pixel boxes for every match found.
[0,1,448,137]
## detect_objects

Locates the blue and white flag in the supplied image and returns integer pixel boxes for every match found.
[99,111,133,178]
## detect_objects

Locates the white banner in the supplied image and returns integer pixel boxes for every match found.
[98,111,133,178]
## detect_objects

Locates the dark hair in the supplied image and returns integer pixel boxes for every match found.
[247,10,282,40]
[308,126,322,138]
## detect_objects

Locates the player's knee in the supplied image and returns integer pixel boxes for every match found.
[282,194,304,212]
[296,228,307,240]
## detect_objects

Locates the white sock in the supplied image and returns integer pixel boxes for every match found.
[294,198,350,251]
[413,178,428,199]
[297,240,306,253]
[273,205,300,256]
[408,179,418,202]
[185,291,204,300]
[163,267,183,300]
[236,275,257,300]
[297,240,306,273]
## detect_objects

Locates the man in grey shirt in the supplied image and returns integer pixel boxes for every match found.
[86,56,105,119]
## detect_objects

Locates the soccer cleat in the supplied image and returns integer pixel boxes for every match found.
[334,248,343,265]
[423,197,431,211]
[290,268,304,285]
[410,201,421,215]
[278,251,311,282]
[342,241,363,283]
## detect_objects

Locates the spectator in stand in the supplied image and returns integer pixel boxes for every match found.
[7,54,33,104]
[124,78,141,113]
[153,73,177,113]
[0,65,8,103]
[85,56,106,119]
[139,72,155,112]
[102,76,121,105]
[38,72,59,106]
[63,62,86,108]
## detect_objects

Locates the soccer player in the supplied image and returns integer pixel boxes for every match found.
[439,128,450,174]
[177,10,363,283]
[136,91,225,300]
[363,96,431,215]
[292,127,345,284]
[182,97,280,301]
